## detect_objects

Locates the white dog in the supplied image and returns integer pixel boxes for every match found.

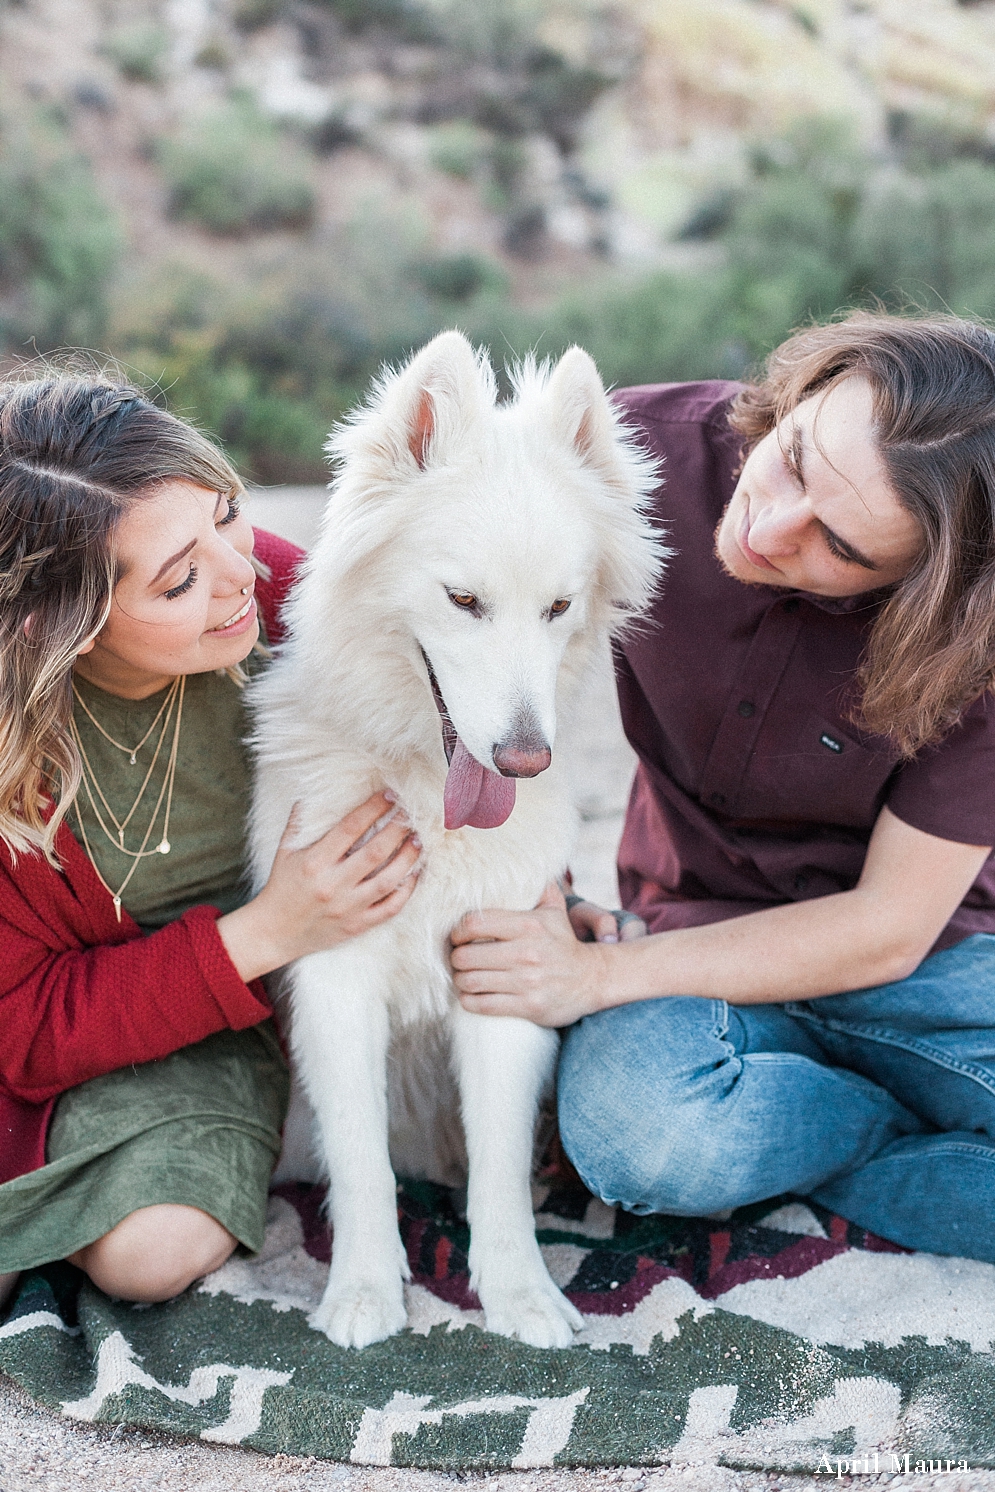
[248,330,662,1350]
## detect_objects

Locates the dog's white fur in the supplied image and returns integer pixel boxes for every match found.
[248,331,663,1350]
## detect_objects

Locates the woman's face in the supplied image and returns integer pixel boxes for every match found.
[715,376,924,597]
[74,479,259,698]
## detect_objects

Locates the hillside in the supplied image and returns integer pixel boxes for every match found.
[4,0,995,478]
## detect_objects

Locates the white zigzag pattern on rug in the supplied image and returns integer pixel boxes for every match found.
[60,1331,291,1445]
[351,1388,591,1467]
[46,1323,909,1468]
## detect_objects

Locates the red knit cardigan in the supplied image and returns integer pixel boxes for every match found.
[0,529,305,1186]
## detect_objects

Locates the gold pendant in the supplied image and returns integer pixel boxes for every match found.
[158,839,170,854]
[129,753,137,765]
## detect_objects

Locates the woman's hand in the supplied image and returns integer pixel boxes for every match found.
[450,882,621,1027]
[218,792,421,982]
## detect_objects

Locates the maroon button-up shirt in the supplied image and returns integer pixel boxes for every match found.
[612,380,995,955]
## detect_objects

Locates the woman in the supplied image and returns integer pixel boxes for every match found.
[0,371,420,1311]
[451,311,995,1262]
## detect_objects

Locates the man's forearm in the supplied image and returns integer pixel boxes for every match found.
[595,888,921,1009]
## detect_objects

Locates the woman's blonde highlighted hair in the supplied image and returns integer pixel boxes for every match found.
[0,368,245,863]
[731,311,995,757]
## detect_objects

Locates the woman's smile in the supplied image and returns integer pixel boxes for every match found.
[208,593,256,635]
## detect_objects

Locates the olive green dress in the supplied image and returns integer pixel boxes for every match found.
[0,662,289,1272]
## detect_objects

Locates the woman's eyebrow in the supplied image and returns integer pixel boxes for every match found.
[150,540,195,585]
[822,522,880,570]
[148,496,222,585]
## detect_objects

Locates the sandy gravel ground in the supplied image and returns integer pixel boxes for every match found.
[4,490,994,1491]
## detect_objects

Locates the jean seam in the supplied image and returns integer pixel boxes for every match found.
[786,1009,995,1096]
[848,1140,995,1164]
[709,998,730,1042]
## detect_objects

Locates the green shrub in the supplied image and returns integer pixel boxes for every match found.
[232,0,281,28]
[0,112,119,351]
[314,0,440,41]
[157,100,316,236]
[102,24,169,84]
[411,253,507,302]
[194,38,231,71]
[428,121,489,180]
[854,160,995,317]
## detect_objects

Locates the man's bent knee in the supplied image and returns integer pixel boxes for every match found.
[558,998,744,1214]
[68,1204,237,1303]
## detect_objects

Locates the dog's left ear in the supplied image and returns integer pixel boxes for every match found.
[545,347,631,496]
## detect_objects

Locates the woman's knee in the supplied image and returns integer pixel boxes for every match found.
[68,1204,236,1303]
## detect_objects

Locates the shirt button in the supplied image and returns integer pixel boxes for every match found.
[710,792,726,807]
[737,700,755,718]
[794,874,809,892]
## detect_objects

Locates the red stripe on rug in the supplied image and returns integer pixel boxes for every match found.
[701,1236,849,1298]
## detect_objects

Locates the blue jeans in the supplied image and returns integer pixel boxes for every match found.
[557,934,995,1260]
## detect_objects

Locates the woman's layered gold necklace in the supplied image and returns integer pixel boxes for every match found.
[70,676,186,922]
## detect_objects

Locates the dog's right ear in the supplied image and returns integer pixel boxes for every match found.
[362,331,497,477]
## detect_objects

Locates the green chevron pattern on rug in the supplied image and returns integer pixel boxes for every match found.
[1,1176,994,1472]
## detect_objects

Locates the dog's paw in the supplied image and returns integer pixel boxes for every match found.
[479,1278,583,1350]
[310,1277,407,1349]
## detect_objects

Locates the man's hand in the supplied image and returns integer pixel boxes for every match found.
[565,895,647,944]
[450,882,617,1027]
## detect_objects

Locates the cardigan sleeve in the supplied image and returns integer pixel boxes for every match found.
[0,888,272,1104]
[252,527,306,647]
[0,778,277,1105]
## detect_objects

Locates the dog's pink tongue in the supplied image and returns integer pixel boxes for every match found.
[444,738,516,830]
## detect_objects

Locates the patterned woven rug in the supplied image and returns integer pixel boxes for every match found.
[2,1171,994,1474]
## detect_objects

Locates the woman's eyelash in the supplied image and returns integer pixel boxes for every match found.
[162,499,238,596]
[164,565,198,599]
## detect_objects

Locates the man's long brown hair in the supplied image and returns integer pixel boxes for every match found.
[730,311,995,757]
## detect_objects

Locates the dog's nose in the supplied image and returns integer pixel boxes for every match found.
[493,706,552,777]
[489,716,551,775]
[492,742,552,777]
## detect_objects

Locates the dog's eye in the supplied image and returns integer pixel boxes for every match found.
[448,591,478,610]
[549,598,571,617]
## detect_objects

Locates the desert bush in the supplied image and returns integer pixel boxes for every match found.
[0,111,119,351]
[428,120,489,179]
[854,160,995,317]
[102,24,170,84]
[411,253,507,302]
[157,99,316,236]
[232,0,281,28]
[314,0,440,41]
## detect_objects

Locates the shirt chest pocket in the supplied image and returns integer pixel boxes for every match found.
[738,712,897,829]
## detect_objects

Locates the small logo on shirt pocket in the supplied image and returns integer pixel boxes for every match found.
[819,732,844,753]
